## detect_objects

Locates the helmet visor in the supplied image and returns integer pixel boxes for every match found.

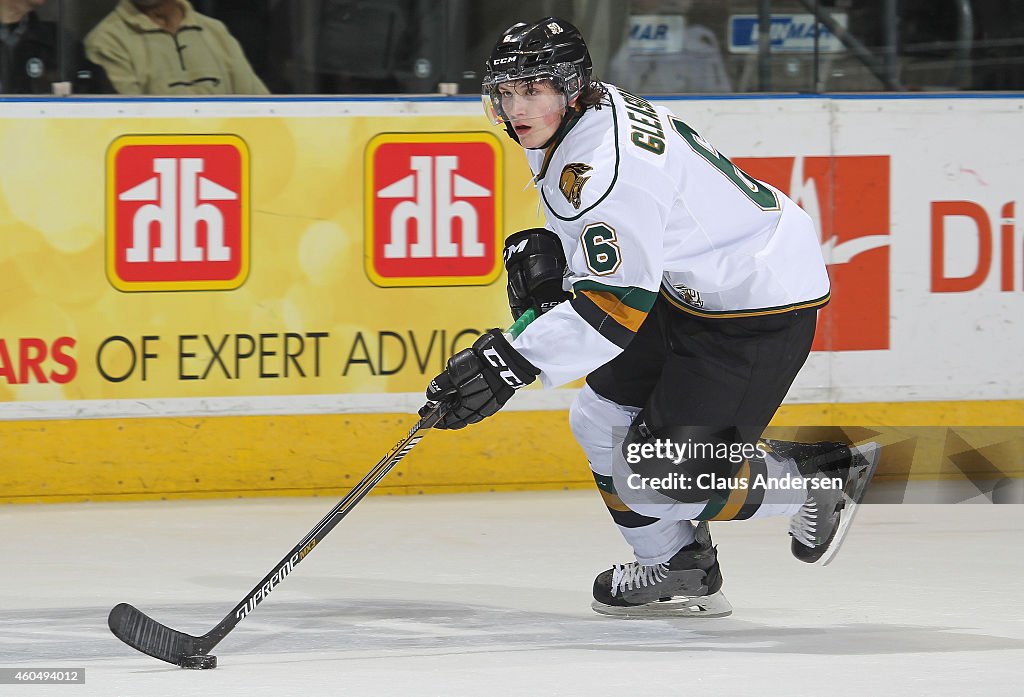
[481,75,569,126]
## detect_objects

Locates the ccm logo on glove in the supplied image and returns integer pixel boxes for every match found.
[482,347,527,388]
[420,329,539,429]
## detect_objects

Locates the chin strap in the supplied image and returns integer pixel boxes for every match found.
[502,120,519,143]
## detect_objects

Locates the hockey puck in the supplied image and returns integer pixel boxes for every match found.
[179,654,217,670]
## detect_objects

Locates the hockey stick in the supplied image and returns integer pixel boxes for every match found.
[108,308,536,668]
[107,406,439,667]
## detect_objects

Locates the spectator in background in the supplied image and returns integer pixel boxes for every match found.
[0,0,112,94]
[84,0,268,95]
[607,0,732,93]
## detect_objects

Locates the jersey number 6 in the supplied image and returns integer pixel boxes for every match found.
[582,223,621,275]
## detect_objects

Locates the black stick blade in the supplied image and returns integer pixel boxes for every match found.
[108,603,204,666]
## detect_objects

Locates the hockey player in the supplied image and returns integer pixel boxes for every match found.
[421,17,879,617]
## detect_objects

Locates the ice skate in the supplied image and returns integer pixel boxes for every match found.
[781,441,882,565]
[591,521,733,618]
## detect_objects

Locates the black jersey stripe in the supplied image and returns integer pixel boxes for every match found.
[571,291,637,349]
[660,288,831,319]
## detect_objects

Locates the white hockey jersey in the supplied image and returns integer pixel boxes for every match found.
[511,83,830,388]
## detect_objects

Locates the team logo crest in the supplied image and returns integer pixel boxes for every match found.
[559,163,592,209]
[673,284,704,308]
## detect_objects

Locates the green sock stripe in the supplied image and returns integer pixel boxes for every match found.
[592,472,617,494]
[693,493,729,521]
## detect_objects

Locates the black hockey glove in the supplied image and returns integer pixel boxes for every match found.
[503,228,572,320]
[419,329,540,430]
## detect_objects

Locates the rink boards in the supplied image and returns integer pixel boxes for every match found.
[0,95,1021,502]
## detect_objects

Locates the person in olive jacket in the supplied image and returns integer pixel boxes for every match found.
[85,0,268,95]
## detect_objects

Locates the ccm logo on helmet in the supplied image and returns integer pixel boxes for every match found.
[492,56,517,65]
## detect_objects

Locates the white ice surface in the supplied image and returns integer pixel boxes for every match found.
[1,491,1022,696]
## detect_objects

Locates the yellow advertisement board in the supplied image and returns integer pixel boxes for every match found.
[0,109,538,407]
[3,99,1020,503]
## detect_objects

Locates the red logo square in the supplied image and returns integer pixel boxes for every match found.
[106,135,250,292]
[365,133,503,287]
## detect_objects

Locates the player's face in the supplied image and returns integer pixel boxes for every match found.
[497,79,567,149]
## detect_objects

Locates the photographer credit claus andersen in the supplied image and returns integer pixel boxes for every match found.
[623,439,844,493]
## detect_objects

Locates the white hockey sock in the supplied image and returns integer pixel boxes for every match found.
[743,451,807,519]
[619,518,697,566]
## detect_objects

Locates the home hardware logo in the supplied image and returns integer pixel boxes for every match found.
[365,132,503,287]
[106,134,250,292]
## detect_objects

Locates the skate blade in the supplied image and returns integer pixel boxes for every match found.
[591,590,733,619]
[818,441,881,566]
